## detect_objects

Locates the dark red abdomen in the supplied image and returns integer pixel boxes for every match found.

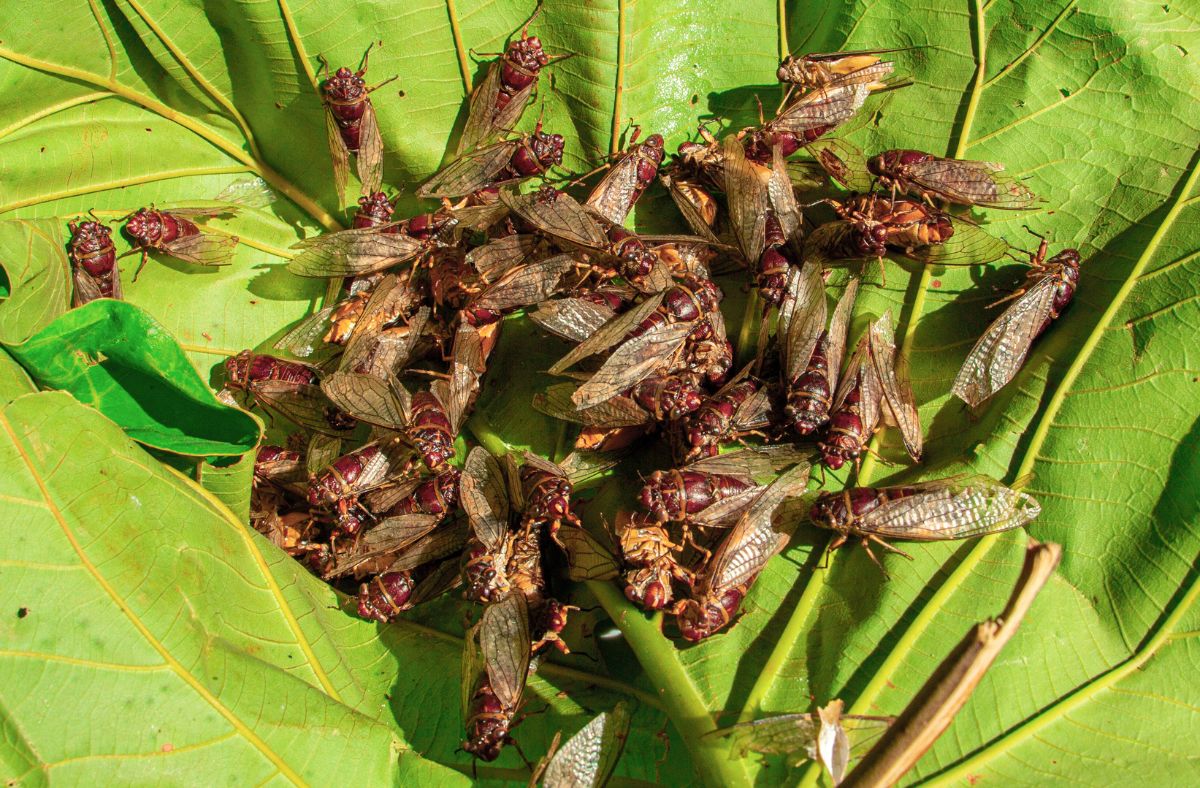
[356,571,414,623]
[408,392,456,471]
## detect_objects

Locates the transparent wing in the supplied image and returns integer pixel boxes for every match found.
[772,84,869,134]
[500,189,608,249]
[769,144,803,241]
[858,477,1041,540]
[461,447,511,550]
[686,445,812,480]
[475,254,577,312]
[387,521,470,573]
[406,556,465,606]
[467,234,544,278]
[907,216,1010,267]
[355,101,384,194]
[720,135,769,264]
[326,513,441,578]
[803,136,872,191]
[321,372,410,429]
[779,261,827,380]
[586,150,644,226]
[557,525,621,581]
[287,226,425,278]
[530,297,618,343]
[274,304,339,358]
[161,232,238,266]
[542,703,632,788]
[571,322,692,409]
[705,463,809,590]
[251,380,356,437]
[481,592,531,708]
[868,312,922,462]
[324,107,351,198]
[458,64,535,154]
[534,384,651,427]
[825,277,859,394]
[905,157,1040,209]
[951,276,1057,407]
[417,141,519,198]
[549,294,665,374]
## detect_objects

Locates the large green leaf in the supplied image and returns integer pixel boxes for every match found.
[1,0,1198,785]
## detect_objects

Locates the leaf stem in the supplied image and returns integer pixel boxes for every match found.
[588,581,753,788]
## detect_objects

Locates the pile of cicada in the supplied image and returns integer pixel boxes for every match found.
[65,11,1076,774]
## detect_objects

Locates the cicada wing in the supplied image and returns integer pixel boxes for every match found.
[481,592,531,708]
[214,176,277,209]
[905,157,1040,209]
[467,233,543,278]
[162,232,238,266]
[779,261,828,380]
[952,276,1057,407]
[769,145,803,242]
[772,83,869,134]
[730,384,774,431]
[388,521,470,573]
[340,277,420,369]
[326,513,440,578]
[275,304,339,359]
[324,107,351,198]
[458,64,534,154]
[252,380,356,437]
[406,556,465,607]
[705,464,809,590]
[804,136,872,192]
[708,713,820,760]
[857,478,1041,540]
[824,277,859,394]
[438,322,485,431]
[287,227,425,278]
[500,189,608,249]
[824,59,896,91]
[720,134,769,264]
[461,446,511,550]
[72,268,113,307]
[686,445,812,480]
[475,254,577,312]
[557,449,623,485]
[586,152,644,226]
[530,297,618,343]
[321,371,410,429]
[534,384,651,427]
[355,101,384,194]
[557,525,621,581]
[462,617,486,719]
[908,216,1010,267]
[804,221,870,268]
[868,311,922,461]
[305,433,343,475]
[417,141,518,198]
[632,256,675,294]
[548,293,665,374]
[542,703,632,788]
[571,322,692,410]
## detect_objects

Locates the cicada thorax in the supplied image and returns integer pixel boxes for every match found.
[1035,249,1082,335]
[786,331,835,435]
[388,467,462,519]
[631,134,666,192]
[356,570,415,623]
[605,226,659,281]
[819,384,870,470]
[505,129,566,181]
[531,597,576,655]
[838,194,953,251]
[68,220,119,299]
[625,276,723,343]
[463,678,516,762]
[322,65,373,153]
[683,379,761,458]
[123,209,200,251]
[351,191,397,228]
[519,466,576,535]
[497,34,550,108]
[407,391,457,472]
[674,585,747,642]
[639,470,756,522]
[626,374,704,422]
[224,351,320,389]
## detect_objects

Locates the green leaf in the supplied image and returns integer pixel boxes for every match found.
[6,300,260,456]
[1,0,1198,785]
[0,219,71,344]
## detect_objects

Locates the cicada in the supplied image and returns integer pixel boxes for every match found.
[617,511,694,611]
[307,438,412,534]
[584,128,666,225]
[221,351,357,436]
[952,234,1082,407]
[707,699,892,784]
[777,263,859,438]
[122,206,239,276]
[416,124,565,201]
[820,311,922,470]
[286,192,453,279]
[776,49,901,93]
[672,462,810,641]
[355,558,463,624]
[867,149,1040,210]
[68,218,120,306]
[530,703,632,788]
[462,592,532,762]
[319,45,395,196]
[673,363,772,463]
[809,475,1041,568]
[457,8,567,154]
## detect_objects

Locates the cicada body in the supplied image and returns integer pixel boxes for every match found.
[68,219,120,306]
[867,149,1040,210]
[320,46,395,195]
[953,237,1081,407]
[417,126,565,201]
[223,351,357,436]
[585,129,666,225]
[123,207,238,276]
[462,593,531,761]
